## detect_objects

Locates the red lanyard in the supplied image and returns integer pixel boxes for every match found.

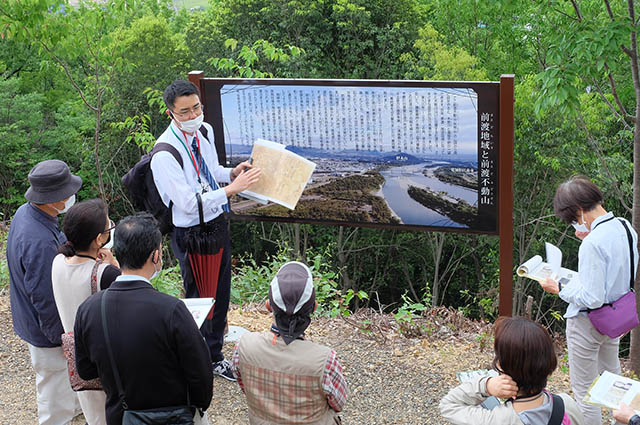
[171,126,201,179]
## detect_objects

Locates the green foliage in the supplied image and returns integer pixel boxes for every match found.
[0,229,8,290]
[1,0,638,331]
[111,114,156,152]
[425,0,536,79]
[532,1,634,120]
[231,245,367,317]
[404,23,487,81]
[208,39,304,78]
[151,265,184,298]
[458,288,497,321]
[230,249,291,304]
[474,330,492,352]
[201,0,422,79]
[0,78,46,218]
[109,14,190,124]
[393,293,429,329]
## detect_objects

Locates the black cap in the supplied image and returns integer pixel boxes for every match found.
[25,160,82,204]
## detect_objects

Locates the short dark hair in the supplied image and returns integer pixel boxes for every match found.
[113,213,161,270]
[163,80,200,110]
[553,175,603,224]
[492,316,557,396]
[59,199,108,257]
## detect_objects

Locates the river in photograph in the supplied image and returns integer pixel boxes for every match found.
[380,163,477,227]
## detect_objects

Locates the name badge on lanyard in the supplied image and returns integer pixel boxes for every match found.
[171,125,213,195]
[200,179,211,194]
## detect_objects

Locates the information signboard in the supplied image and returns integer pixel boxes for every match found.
[200,78,499,233]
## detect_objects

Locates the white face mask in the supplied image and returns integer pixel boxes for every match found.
[53,194,76,214]
[151,252,162,280]
[177,113,203,134]
[571,212,590,234]
[102,228,114,250]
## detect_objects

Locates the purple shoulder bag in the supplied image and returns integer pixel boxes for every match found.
[585,219,639,339]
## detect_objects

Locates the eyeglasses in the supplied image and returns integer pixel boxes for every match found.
[102,220,115,234]
[171,104,202,120]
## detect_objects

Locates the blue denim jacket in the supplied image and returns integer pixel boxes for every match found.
[7,203,66,347]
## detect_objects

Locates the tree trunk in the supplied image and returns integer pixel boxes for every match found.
[630,106,640,373]
[431,233,444,306]
[293,223,301,259]
[336,226,354,292]
[94,105,105,198]
[626,0,640,375]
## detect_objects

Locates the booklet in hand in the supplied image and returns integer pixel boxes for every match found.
[517,242,579,286]
[180,298,215,329]
[584,370,640,413]
[238,138,316,210]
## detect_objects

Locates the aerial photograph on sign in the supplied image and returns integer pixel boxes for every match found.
[220,83,479,229]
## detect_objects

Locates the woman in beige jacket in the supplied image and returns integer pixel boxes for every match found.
[439,317,584,425]
[52,199,120,425]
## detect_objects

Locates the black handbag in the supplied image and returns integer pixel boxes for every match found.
[121,408,194,425]
[101,288,195,425]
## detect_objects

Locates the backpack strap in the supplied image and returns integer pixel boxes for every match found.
[151,142,183,215]
[548,393,565,425]
[619,219,635,290]
[151,142,183,169]
[199,124,209,143]
[101,288,128,410]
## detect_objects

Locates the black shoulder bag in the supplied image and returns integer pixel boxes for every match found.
[101,288,195,425]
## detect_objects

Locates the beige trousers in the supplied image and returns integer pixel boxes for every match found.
[27,344,80,425]
[567,314,621,425]
[77,390,107,425]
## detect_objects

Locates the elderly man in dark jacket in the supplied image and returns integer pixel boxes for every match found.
[74,213,213,425]
[6,159,82,425]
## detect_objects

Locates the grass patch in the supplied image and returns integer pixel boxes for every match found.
[151,265,184,298]
[231,245,366,317]
[172,0,209,10]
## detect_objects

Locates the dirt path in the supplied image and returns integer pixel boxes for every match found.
[0,293,576,424]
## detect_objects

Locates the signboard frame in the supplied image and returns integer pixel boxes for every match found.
[188,72,514,316]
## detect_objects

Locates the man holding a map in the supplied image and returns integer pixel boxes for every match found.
[151,80,261,381]
[539,175,638,425]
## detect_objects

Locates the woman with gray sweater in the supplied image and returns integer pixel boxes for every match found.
[439,316,583,425]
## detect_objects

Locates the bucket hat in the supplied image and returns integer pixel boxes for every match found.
[25,160,82,204]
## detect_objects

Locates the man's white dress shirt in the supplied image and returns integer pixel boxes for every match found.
[151,121,232,228]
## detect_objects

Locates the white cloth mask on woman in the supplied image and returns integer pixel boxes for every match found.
[571,212,590,234]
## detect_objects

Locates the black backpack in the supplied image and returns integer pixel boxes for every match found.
[122,143,182,235]
[122,126,211,235]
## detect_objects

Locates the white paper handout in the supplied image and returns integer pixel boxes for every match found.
[239,138,316,210]
[584,370,640,413]
[456,369,500,410]
[181,298,215,329]
[456,369,498,383]
[517,242,579,286]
